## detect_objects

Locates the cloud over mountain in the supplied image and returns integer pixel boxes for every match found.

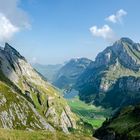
[0,0,30,42]
[0,13,19,42]
[106,9,127,23]
[89,25,117,42]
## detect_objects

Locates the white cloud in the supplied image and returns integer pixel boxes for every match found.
[0,0,30,42]
[0,13,19,42]
[90,25,117,42]
[106,9,127,23]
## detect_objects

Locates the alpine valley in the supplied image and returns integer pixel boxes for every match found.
[1,37,140,140]
[35,37,140,140]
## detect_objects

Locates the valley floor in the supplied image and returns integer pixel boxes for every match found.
[0,128,96,140]
[67,97,111,129]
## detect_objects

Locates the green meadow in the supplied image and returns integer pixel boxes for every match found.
[67,97,111,129]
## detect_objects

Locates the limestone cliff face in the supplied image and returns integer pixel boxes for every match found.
[101,76,140,109]
[0,83,54,131]
[76,38,140,108]
[0,43,77,133]
[117,76,140,92]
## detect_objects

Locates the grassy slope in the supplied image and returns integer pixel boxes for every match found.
[94,105,140,139]
[67,97,111,129]
[109,105,140,137]
[17,72,79,130]
[0,69,94,138]
[0,129,95,140]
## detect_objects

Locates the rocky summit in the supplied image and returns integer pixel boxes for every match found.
[0,43,77,133]
[76,38,140,109]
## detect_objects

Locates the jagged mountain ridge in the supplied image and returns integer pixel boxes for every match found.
[53,58,92,89]
[76,38,140,108]
[0,43,77,133]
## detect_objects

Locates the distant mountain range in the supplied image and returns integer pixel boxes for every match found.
[33,63,62,82]
[53,58,92,89]
[33,58,92,91]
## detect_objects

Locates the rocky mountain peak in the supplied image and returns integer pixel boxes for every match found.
[91,37,140,71]
[112,37,140,52]
[112,37,133,47]
[119,37,133,44]
[4,43,26,61]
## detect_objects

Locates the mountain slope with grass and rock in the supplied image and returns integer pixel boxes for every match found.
[76,38,140,110]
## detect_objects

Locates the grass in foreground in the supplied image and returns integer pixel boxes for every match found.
[67,97,111,128]
[0,128,96,140]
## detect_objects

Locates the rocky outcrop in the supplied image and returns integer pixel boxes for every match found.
[101,76,140,109]
[60,106,76,133]
[45,107,59,126]
[0,83,54,131]
[117,76,140,92]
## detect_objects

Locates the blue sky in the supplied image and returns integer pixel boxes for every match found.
[0,0,140,64]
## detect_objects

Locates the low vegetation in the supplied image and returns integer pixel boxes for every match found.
[67,97,111,129]
[94,104,140,140]
[0,128,95,140]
